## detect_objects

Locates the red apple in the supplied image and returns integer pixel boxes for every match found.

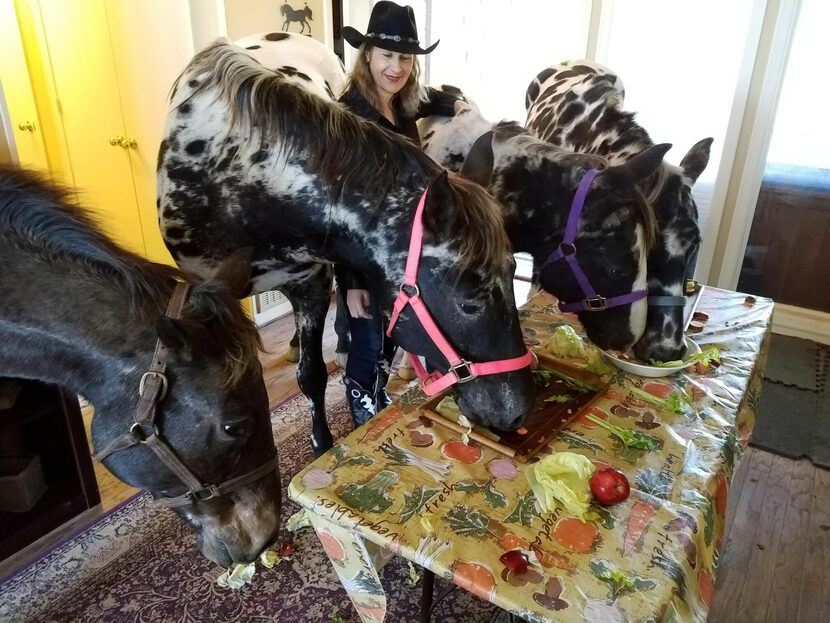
[590,467,630,505]
[499,550,529,575]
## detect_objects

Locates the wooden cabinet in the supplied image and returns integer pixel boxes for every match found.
[737,166,830,313]
[0,380,100,564]
[11,0,196,264]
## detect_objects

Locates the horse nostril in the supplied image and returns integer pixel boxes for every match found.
[504,413,525,432]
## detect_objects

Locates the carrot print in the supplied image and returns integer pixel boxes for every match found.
[361,406,406,442]
[622,500,658,555]
[552,517,600,554]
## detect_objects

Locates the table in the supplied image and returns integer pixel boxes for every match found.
[288,288,773,623]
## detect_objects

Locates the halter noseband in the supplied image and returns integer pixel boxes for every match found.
[93,281,277,508]
[386,185,533,396]
[540,169,648,313]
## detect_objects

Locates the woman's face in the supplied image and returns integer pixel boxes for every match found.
[367,47,414,98]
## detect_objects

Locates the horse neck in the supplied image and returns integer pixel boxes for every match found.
[0,260,173,406]
[490,142,575,255]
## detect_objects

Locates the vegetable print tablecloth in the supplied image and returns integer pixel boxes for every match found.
[288,288,773,623]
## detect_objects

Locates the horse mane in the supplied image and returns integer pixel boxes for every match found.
[176,40,510,269]
[0,165,260,386]
[491,122,656,253]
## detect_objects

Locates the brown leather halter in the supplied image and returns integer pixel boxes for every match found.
[93,281,277,508]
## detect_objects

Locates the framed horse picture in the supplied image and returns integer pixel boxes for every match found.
[223,0,334,49]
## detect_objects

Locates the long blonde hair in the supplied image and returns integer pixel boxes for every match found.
[343,42,426,117]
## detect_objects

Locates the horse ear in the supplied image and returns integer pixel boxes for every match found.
[157,317,195,364]
[679,137,714,184]
[610,143,672,184]
[422,170,457,234]
[460,131,495,188]
[213,248,253,298]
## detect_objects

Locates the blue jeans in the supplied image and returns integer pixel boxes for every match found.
[344,293,396,390]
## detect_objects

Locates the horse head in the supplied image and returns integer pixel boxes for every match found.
[632,138,712,362]
[82,250,279,568]
[524,61,714,362]
[420,92,664,351]
[380,169,536,431]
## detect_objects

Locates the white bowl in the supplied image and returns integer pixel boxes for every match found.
[602,336,702,378]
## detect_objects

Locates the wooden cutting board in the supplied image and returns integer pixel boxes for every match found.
[419,353,607,462]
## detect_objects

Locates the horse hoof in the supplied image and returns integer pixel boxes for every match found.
[283,345,300,363]
[334,351,348,368]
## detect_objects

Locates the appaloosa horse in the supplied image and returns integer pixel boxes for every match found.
[158,37,535,454]
[526,60,713,362]
[419,89,666,349]
[0,165,279,568]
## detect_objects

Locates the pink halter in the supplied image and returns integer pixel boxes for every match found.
[386,186,533,396]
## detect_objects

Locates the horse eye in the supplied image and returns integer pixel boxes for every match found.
[223,423,246,438]
[460,302,480,315]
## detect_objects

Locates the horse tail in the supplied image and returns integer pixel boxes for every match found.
[305,5,313,19]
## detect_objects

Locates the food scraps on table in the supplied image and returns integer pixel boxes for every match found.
[526,452,596,521]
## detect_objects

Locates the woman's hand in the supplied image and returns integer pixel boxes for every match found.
[347,289,373,319]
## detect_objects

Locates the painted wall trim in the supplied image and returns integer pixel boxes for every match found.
[772,303,830,346]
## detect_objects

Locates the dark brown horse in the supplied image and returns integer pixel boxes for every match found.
[0,165,279,568]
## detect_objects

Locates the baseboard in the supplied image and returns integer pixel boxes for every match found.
[772,303,830,345]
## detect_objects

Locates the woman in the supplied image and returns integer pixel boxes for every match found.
[337,0,467,426]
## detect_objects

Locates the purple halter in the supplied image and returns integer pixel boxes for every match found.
[541,169,648,313]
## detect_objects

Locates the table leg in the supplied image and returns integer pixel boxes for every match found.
[419,568,435,623]
[307,514,388,623]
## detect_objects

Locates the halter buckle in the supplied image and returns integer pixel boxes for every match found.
[188,485,221,502]
[585,296,607,311]
[449,360,476,383]
[129,422,159,443]
[139,371,168,401]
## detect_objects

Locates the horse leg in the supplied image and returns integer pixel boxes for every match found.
[333,284,350,368]
[284,273,334,455]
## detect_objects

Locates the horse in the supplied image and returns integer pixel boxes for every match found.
[0,165,280,568]
[418,87,666,349]
[525,60,713,362]
[280,3,312,35]
[235,33,349,365]
[157,39,536,454]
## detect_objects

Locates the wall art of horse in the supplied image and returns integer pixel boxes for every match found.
[526,60,713,362]
[280,3,312,35]
[157,37,535,454]
[0,165,280,568]
[419,88,666,350]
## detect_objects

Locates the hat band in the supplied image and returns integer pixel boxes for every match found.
[366,32,419,45]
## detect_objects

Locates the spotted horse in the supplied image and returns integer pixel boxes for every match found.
[526,60,713,362]
[158,36,536,454]
[419,88,666,350]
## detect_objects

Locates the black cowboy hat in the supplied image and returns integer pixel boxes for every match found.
[343,1,439,55]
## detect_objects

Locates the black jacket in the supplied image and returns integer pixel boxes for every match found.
[336,85,460,290]
[338,85,459,145]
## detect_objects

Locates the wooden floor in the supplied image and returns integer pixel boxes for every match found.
[81,311,830,622]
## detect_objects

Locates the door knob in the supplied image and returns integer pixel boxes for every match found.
[18,121,35,132]
[110,135,125,146]
[119,137,137,149]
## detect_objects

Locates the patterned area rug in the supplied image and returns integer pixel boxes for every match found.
[0,373,499,623]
